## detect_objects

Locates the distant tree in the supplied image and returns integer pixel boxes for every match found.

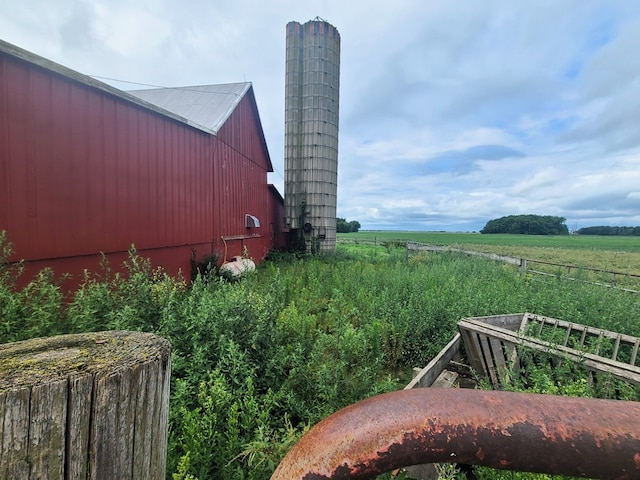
[481,215,569,235]
[337,218,361,233]
[576,226,640,236]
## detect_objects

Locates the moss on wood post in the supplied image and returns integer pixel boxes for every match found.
[0,330,171,480]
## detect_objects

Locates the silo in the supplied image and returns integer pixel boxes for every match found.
[285,19,340,253]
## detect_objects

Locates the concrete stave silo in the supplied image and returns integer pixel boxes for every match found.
[285,19,340,253]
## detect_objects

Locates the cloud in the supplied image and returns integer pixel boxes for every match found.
[92,5,172,57]
[2,0,640,231]
[58,2,97,50]
[423,145,525,176]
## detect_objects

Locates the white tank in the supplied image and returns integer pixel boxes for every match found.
[285,19,340,252]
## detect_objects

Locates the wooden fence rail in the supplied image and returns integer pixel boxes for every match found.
[406,242,640,293]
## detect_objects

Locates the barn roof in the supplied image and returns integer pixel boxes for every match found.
[128,83,252,134]
[0,39,266,139]
[0,38,213,133]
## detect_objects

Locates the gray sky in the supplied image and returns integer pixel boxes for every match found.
[2,0,640,231]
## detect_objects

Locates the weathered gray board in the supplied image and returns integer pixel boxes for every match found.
[405,333,462,390]
[403,312,640,479]
[0,330,171,480]
[459,312,640,387]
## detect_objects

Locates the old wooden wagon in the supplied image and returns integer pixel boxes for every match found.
[402,312,640,479]
[272,313,640,480]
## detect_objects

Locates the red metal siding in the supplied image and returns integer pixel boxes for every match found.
[1,51,278,287]
[213,90,275,262]
[1,60,216,261]
[269,185,288,250]
[212,141,272,262]
[217,88,271,170]
[0,57,7,234]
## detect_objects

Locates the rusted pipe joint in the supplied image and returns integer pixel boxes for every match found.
[271,388,640,479]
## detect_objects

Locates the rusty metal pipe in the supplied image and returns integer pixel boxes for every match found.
[271,388,640,479]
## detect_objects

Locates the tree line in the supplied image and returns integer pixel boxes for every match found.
[337,217,361,233]
[481,215,569,235]
[576,226,640,236]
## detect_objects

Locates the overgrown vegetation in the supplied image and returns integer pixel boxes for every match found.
[1,231,639,479]
[339,231,640,277]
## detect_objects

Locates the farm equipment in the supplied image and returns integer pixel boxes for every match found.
[272,313,640,479]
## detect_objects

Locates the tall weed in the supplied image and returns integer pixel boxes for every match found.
[2,237,640,479]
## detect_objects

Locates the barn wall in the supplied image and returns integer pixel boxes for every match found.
[0,51,280,286]
[269,185,289,251]
[217,87,270,167]
[212,91,274,262]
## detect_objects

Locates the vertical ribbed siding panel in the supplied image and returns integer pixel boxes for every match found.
[159,119,170,248]
[4,60,32,259]
[181,127,190,245]
[74,85,92,254]
[0,58,8,245]
[215,143,222,242]
[171,125,179,246]
[30,69,50,252]
[205,137,214,250]
[86,92,105,254]
[102,96,118,254]
[115,102,128,248]
[125,103,138,247]
[189,131,196,245]
[172,124,181,246]
[148,118,159,246]
[138,107,150,246]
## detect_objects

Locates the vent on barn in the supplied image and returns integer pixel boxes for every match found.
[284,18,340,253]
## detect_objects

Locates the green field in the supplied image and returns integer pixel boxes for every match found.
[340,230,640,252]
[340,231,640,280]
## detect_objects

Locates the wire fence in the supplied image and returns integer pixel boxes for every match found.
[405,241,640,293]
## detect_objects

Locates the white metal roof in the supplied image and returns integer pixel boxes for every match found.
[0,38,215,134]
[128,83,252,134]
[1,39,258,139]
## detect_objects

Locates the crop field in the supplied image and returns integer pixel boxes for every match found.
[1,231,639,479]
[340,231,640,291]
[339,231,640,253]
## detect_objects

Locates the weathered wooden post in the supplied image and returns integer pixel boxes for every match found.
[0,330,171,480]
[519,257,527,273]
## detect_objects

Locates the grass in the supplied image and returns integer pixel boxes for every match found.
[340,230,640,253]
[2,231,639,479]
[340,231,640,290]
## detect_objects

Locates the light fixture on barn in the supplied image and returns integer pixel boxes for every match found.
[245,214,260,228]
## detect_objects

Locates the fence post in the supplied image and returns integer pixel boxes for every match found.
[0,330,171,480]
[519,258,527,273]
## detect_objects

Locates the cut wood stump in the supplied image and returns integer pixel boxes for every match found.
[0,330,171,480]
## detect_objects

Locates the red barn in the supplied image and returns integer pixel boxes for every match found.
[0,39,286,287]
